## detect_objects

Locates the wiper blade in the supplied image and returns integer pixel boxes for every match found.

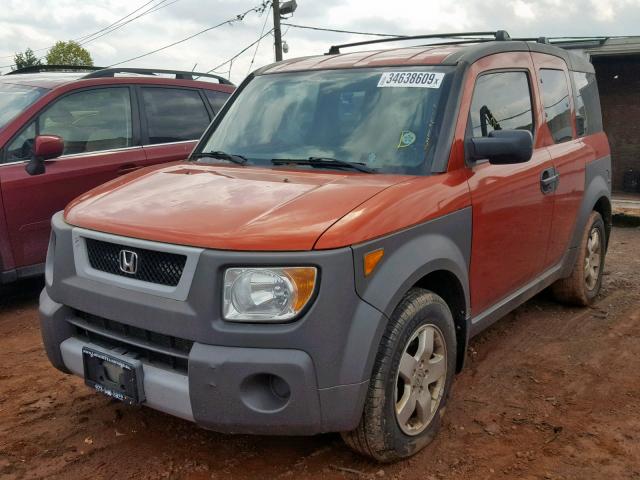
[191,151,247,165]
[271,157,374,173]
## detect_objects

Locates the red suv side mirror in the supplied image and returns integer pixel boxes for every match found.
[25,135,64,176]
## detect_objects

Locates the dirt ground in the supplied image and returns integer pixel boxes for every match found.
[1,226,639,480]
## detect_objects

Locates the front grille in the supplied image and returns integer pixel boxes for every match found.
[71,311,193,373]
[85,238,186,286]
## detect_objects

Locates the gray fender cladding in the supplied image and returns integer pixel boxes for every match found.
[352,207,472,318]
[563,155,611,276]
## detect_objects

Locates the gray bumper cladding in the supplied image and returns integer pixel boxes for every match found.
[40,291,368,434]
[40,212,384,435]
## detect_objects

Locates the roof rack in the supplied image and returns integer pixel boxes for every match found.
[511,37,551,44]
[6,64,103,75]
[82,67,233,85]
[326,30,511,54]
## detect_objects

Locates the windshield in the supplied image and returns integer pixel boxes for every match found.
[199,67,452,174]
[0,83,48,130]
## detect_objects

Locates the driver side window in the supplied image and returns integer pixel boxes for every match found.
[469,71,534,138]
[4,87,133,163]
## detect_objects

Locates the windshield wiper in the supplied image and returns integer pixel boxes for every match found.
[271,157,374,173]
[191,151,247,165]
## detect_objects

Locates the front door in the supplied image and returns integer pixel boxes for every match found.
[465,55,556,314]
[0,86,146,269]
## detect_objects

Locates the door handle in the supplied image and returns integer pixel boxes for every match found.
[117,164,141,175]
[540,167,559,194]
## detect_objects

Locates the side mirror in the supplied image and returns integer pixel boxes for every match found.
[25,135,64,176]
[469,129,533,165]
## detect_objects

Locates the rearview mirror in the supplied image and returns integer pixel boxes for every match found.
[25,135,64,176]
[468,129,533,165]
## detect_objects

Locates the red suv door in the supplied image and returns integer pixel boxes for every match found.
[138,86,215,164]
[0,86,146,269]
[531,53,590,267]
[463,53,556,314]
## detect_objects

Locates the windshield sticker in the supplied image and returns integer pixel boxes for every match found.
[378,72,444,88]
[397,130,417,149]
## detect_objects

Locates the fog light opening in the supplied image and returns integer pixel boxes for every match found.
[240,373,291,413]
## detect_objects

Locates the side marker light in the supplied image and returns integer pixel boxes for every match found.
[364,249,384,277]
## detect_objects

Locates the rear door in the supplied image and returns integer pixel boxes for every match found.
[138,86,214,163]
[0,85,145,269]
[531,53,590,266]
[465,53,556,314]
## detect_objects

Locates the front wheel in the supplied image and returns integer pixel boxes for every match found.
[551,211,606,306]
[341,288,456,462]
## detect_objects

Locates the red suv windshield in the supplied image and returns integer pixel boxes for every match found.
[0,83,48,130]
[200,67,453,175]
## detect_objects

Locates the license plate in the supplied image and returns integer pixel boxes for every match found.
[82,348,145,405]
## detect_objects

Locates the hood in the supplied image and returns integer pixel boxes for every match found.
[65,163,408,251]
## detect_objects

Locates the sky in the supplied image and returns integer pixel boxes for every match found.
[1,0,640,83]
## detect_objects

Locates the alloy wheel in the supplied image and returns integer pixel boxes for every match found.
[584,227,602,291]
[394,324,447,436]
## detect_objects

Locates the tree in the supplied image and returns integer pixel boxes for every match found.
[46,41,93,66]
[13,48,42,70]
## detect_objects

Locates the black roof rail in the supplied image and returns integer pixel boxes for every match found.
[511,37,551,44]
[82,67,233,85]
[326,30,511,54]
[6,64,104,75]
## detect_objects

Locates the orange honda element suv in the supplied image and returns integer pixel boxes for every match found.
[40,31,611,461]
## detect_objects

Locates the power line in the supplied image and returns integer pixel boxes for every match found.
[282,23,406,38]
[247,3,272,75]
[80,0,178,47]
[77,0,166,45]
[202,28,274,76]
[106,3,268,68]
[0,0,167,61]
[0,0,176,69]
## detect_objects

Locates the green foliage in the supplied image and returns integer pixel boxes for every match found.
[45,41,93,66]
[13,48,42,70]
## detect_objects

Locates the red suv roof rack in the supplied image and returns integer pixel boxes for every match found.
[83,67,233,85]
[326,30,511,55]
[6,64,104,75]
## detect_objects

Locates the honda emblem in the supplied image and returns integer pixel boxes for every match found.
[118,250,138,275]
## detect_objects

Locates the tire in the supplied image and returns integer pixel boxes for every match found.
[341,288,456,462]
[551,211,606,306]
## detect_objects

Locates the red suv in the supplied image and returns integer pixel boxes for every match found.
[0,66,234,283]
[41,32,611,462]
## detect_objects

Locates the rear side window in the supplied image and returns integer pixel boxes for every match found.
[203,90,230,114]
[539,69,572,143]
[141,87,210,144]
[469,71,534,138]
[572,71,603,136]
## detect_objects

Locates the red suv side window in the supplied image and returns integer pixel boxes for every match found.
[469,71,534,138]
[141,87,210,144]
[539,69,572,143]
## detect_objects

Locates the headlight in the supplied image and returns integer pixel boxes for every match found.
[223,267,317,322]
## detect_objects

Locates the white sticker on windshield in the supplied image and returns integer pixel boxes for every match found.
[377,72,444,88]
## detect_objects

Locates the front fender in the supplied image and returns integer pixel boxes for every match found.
[351,207,472,318]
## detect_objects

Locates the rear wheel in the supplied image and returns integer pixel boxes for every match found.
[551,211,606,306]
[341,289,456,462]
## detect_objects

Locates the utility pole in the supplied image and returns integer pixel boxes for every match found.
[272,0,283,62]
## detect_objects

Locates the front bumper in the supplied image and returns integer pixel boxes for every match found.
[40,212,387,435]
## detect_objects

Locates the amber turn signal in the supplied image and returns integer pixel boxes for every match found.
[364,249,384,276]
[283,267,317,311]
